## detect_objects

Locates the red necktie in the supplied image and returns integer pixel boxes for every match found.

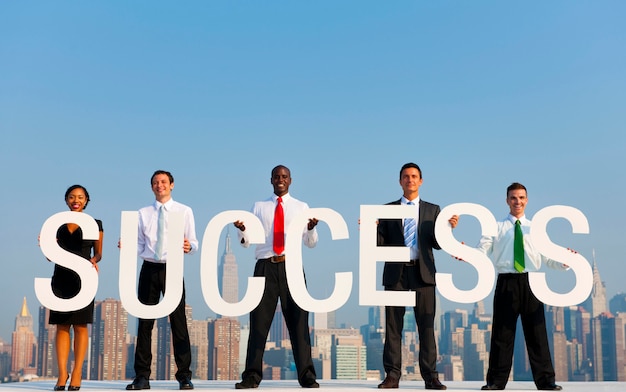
[273,197,284,255]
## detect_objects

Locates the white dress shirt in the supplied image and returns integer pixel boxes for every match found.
[238,193,318,260]
[477,214,567,274]
[138,198,199,263]
[401,195,420,260]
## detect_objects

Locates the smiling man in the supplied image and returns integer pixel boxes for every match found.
[233,165,320,389]
[126,170,198,391]
[478,183,567,391]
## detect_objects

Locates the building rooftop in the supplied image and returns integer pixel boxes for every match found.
[0,380,624,392]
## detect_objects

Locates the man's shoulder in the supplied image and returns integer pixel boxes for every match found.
[287,195,309,208]
[138,204,154,213]
[419,199,440,209]
[170,200,194,213]
[384,199,402,206]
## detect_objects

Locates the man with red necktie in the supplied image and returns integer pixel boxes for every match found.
[233,165,320,389]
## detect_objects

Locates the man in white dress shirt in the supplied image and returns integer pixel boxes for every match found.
[233,165,320,389]
[127,170,198,391]
[479,182,565,391]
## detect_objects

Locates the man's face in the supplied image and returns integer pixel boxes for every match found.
[271,167,291,197]
[152,173,174,200]
[506,188,528,218]
[399,167,423,197]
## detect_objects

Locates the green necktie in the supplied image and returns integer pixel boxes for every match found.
[514,219,525,272]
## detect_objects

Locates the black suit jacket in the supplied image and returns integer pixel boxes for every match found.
[378,199,441,288]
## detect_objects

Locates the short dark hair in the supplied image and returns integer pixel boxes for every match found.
[64,184,90,209]
[271,165,291,177]
[151,170,174,184]
[399,162,422,180]
[507,182,527,196]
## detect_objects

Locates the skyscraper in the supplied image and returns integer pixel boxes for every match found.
[463,324,489,381]
[331,335,367,380]
[313,328,361,379]
[592,312,626,381]
[208,317,241,380]
[189,318,210,380]
[587,252,608,318]
[440,309,468,355]
[11,297,37,376]
[37,306,57,378]
[219,231,239,307]
[90,298,128,380]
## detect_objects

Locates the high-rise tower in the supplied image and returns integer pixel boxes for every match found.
[11,297,37,376]
[219,231,239,307]
[588,251,608,318]
[90,298,128,380]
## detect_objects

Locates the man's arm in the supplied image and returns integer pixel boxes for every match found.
[302,217,319,248]
[234,220,251,248]
[184,207,199,254]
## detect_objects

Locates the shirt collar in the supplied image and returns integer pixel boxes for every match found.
[273,193,290,202]
[507,214,526,224]
[401,196,420,205]
[155,198,174,211]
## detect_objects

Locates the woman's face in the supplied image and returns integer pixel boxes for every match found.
[66,188,87,212]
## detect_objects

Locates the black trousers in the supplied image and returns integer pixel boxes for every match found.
[242,259,316,386]
[134,261,192,381]
[486,273,556,388]
[383,277,438,382]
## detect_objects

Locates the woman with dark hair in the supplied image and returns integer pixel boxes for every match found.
[49,185,103,391]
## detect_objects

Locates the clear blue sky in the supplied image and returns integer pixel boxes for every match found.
[1,1,625,340]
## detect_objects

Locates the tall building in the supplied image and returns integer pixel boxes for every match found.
[440,309,468,355]
[0,338,11,380]
[463,324,489,381]
[90,298,128,380]
[313,328,361,380]
[331,335,367,380]
[219,231,239,306]
[609,292,626,314]
[592,312,626,381]
[360,307,385,379]
[11,297,37,376]
[189,319,210,380]
[208,317,241,380]
[590,316,604,381]
[37,306,57,378]
[587,252,608,318]
[154,305,193,380]
[546,306,569,381]
[269,305,289,346]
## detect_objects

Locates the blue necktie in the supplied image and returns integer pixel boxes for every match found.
[155,205,165,260]
[404,201,416,248]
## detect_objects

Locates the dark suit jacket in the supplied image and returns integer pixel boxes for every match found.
[378,199,441,288]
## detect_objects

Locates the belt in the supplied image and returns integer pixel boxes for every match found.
[260,255,285,263]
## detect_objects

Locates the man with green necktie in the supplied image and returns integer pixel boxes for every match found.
[477,183,568,391]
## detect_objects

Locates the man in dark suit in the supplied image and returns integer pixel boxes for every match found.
[377,162,457,391]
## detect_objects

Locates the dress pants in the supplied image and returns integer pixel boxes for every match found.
[242,259,316,386]
[383,274,438,382]
[134,261,192,381]
[486,273,556,388]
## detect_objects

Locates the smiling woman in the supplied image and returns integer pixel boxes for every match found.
[49,184,103,391]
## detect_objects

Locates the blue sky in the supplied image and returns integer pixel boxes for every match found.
[1,1,625,340]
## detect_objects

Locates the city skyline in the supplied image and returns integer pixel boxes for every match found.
[5,260,625,383]
[2,1,625,340]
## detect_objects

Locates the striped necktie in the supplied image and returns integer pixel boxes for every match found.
[404,201,417,248]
